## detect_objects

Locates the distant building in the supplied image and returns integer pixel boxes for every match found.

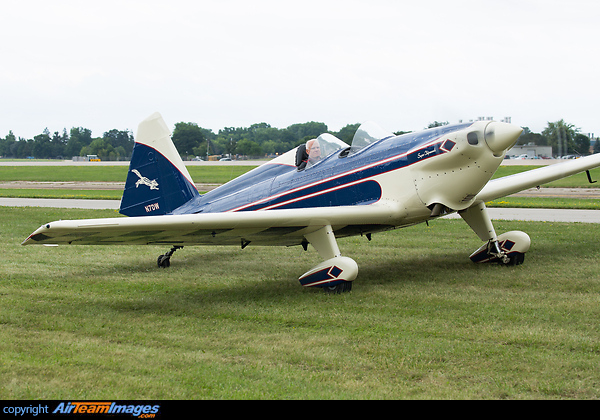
[507,144,552,158]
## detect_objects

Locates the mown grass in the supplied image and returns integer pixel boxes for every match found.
[1,165,600,209]
[2,164,599,186]
[486,197,600,210]
[0,163,597,183]
[2,207,600,399]
[1,189,596,209]
[492,165,600,188]
[0,189,124,200]
[0,166,255,184]
[0,189,207,200]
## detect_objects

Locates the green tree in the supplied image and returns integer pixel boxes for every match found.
[236,138,262,157]
[286,121,328,140]
[573,133,591,155]
[103,129,134,159]
[172,122,205,158]
[50,129,68,158]
[542,120,580,157]
[65,127,92,158]
[517,127,548,146]
[83,138,115,160]
[12,138,33,158]
[32,129,52,158]
[261,140,278,155]
[333,123,360,144]
[0,131,16,157]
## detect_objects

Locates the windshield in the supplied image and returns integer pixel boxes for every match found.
[350,121,394,155]
[305,133,348,169]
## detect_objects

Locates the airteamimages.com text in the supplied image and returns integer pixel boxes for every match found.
[2,402,161,417]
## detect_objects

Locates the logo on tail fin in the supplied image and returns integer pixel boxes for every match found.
[132,169,159,190]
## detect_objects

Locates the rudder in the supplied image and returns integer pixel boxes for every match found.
[119,112,199,217]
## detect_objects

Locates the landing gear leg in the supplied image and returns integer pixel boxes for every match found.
[460,201,508,262]
[157,245,183,268]
[460,202,530,265]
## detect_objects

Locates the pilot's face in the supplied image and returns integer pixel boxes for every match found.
[308,142,321,158]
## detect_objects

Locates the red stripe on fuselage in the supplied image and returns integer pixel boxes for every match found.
[227,138,446,213]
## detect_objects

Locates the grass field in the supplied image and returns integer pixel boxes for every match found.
[486,197,600,210]
[1,165,600,209]
[1,164,600,185]
[0,166,255,184]
[492,165,600,188]
[2,207,600,399]
[0,189,124,200]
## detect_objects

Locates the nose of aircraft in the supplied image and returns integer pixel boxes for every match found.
[484,122,523,154]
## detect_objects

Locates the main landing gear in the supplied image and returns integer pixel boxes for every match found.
[157,245,183,268]
[459,202,530,265]
[299,225,358,293]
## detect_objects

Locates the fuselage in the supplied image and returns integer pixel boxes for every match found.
[22,115,523,250]
[172,120,513,231]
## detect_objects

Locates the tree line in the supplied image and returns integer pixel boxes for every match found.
[0,119,596,160]
[518,119,597,156]
[0,127,134,161]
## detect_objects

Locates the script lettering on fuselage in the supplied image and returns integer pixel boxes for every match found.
[417,149,436,159]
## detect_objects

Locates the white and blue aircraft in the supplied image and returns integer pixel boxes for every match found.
[22,113,600,293]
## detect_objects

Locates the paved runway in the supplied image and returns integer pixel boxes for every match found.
[2,197,600,223]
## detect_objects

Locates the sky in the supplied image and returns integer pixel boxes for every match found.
[1,0,599,140]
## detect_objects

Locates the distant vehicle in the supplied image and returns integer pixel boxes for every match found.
[219,157,232,161]
[86,154,101,162]
[191,156,204,161]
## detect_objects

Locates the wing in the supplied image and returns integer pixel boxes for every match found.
[475,154,600,203]
[22,202,402,247]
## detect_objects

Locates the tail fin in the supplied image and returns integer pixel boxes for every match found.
[119,112,199,217]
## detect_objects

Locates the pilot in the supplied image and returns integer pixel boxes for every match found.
[295,139,322,170]
[306,139,322,164]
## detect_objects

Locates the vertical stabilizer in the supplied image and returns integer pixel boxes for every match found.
[119,112,199,217]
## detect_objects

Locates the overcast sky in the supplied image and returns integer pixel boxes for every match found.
[2,0,598,140]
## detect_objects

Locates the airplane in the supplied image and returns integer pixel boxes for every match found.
[22,112,600,293]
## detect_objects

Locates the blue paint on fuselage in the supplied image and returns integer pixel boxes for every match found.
[171,122,473,215]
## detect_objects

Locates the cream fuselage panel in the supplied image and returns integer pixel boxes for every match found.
[411,121,504,212]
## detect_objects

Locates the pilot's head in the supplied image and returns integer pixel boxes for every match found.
[306,139,321,159]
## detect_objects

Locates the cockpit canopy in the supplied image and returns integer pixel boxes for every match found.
[349,121,395,155]
[295,121,395,170]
